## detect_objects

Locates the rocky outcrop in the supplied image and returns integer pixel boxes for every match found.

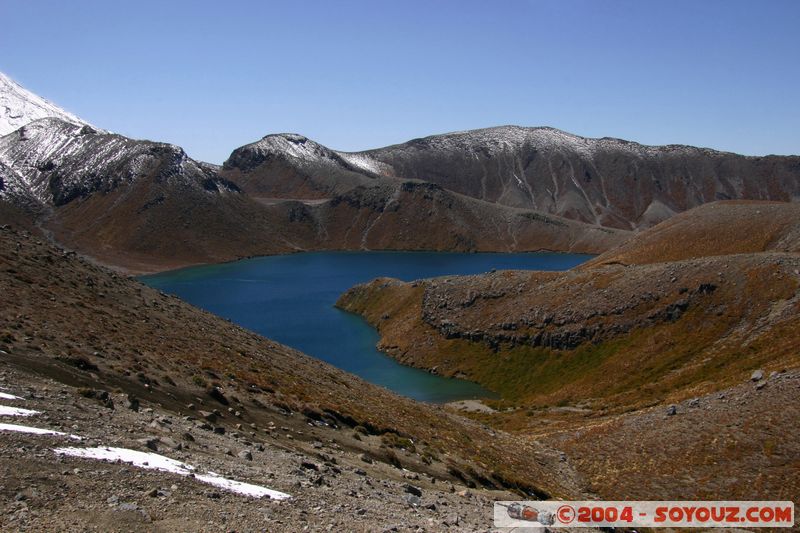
[338,201,800,410]
[418,269,722,351]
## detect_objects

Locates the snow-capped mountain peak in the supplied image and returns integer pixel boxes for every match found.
[0,71,89,137]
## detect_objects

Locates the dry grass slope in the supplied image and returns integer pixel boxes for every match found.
[337,201,800,505]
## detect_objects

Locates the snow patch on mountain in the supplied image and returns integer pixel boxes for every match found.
[226,133,391,175]
[0,72,89,137]
[377,125,712,160]
[0,118,237,206]
[336,151,390,175]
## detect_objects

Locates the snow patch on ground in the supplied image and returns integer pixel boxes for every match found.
[0,391,289,499]
[0,405,39,416]
[55,446,193,473]
[194,471,291,499]
[0,422,81,439]
[54,446,291,500]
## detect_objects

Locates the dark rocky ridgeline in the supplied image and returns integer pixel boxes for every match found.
[223,126,800,230]
[0,118,317,271]
[0,119,629,272]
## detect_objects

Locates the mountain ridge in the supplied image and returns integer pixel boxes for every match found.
[223,126,800,230]
[372,124,795,157]
[0,117,626,273]
[2,72,798,275]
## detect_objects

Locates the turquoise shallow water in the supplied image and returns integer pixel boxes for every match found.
[140,251,590,403]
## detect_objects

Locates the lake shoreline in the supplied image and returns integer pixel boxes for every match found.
[137,246,594,278]
[141,251,592,403]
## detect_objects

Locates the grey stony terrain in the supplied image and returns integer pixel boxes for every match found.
[0,363,508,532]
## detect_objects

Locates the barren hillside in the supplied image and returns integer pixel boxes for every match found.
[337,201,800,503]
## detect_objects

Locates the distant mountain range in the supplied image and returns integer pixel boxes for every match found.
[1,71,798,271]
[223,127,800,229]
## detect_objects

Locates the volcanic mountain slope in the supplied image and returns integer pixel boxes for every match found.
[337,200,800,504]
[0,118,628,272]
[337,200,800,411]
[0,225,593,531]
[289,180,628,255]
[224,127,800,229]
[0,119,238,207]
[221,133,387,199]
[0,118,304,272]
[364,127,800,228]
[0,72,89,136]
[0,159,40,209]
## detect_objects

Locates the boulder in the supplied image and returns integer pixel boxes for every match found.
[403,484,422,497]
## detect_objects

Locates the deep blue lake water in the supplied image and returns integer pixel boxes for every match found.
[140,251,590,403]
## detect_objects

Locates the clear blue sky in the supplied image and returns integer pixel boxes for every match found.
[1,0,798,163]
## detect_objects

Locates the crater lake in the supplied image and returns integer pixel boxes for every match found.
[141,251,590,403]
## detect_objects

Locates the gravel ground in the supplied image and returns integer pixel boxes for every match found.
[0,363,518,532]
